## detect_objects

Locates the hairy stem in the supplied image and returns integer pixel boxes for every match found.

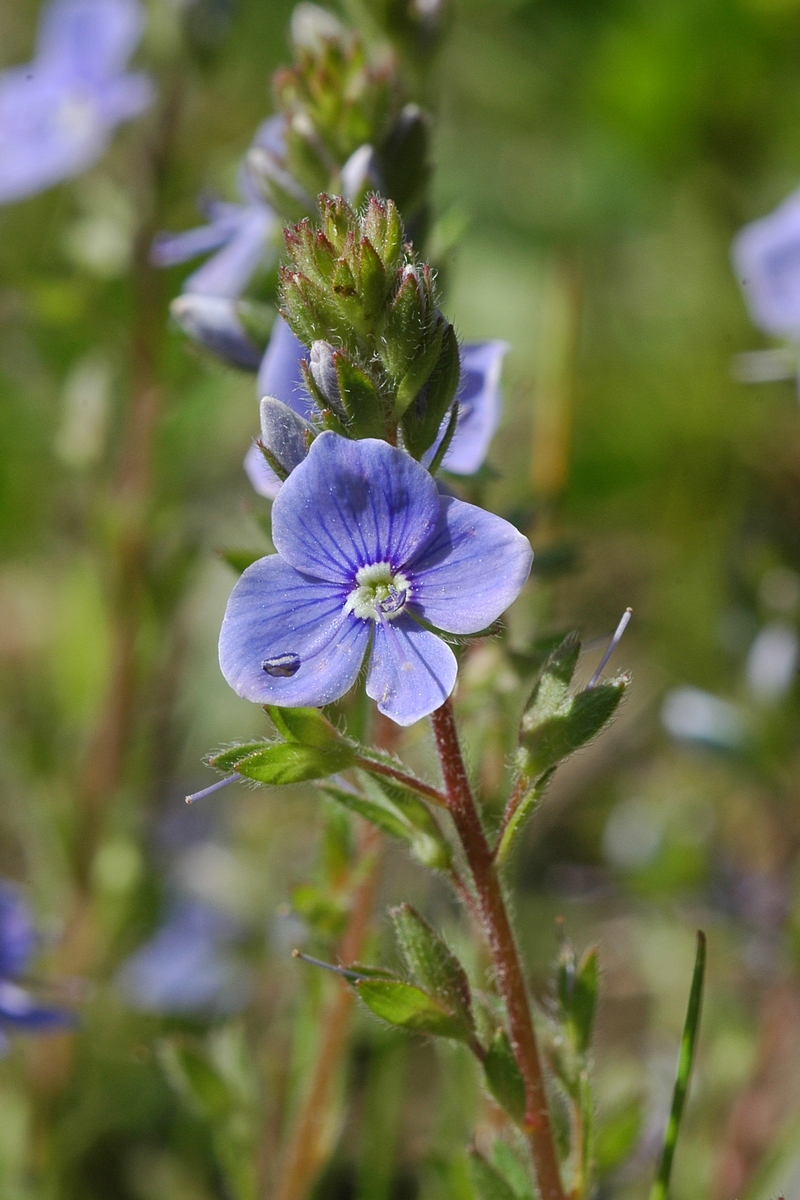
[269,824,382,1200]
[431,699,565,1200]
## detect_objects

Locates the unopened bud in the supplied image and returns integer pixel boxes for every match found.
[259,395,315,479]
[171,294,262,371]
[309,341,345,416]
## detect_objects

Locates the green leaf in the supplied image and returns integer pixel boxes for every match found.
[359,772,452,869]
[482,1029,526,1124]
[468,1149,520,1200]
[390,904,473,1033]
[290,883,347,939]
[490,1143,533,1200]
[217,740,356,785]
[355,977,470,1040]
[265,705,344,748]
[649,931,707,1200]
[158,1041,232,1122]
[320,781,416,842]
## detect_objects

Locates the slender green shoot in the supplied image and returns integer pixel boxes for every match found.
[649,931,707,1200]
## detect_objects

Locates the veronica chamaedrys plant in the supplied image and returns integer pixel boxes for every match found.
[219,432,532,725]
[0,0,153,205]
[0,884,73,1050]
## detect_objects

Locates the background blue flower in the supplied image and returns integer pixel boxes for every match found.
[0,0,153,204]
[0,884,73,1046]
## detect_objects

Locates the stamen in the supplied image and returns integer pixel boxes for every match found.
[185,772,240,804]
[262,652,301,677]
[292,949,366,982]
[377,585,407,615]
[586,608,632,690]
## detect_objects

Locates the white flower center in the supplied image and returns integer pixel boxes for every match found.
[343,562,410,622]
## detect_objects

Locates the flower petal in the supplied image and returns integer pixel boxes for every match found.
[443,341,509,474]
[406,496,533,634]
[183,205,275,298]
[0,981,72,1031]
[256,316,313,417]
[732,186,800,339]
[366,617,457,726]
[38,0,145,82]
[243,442,282,500]
[219,554,369,706]
[272,433,441,584]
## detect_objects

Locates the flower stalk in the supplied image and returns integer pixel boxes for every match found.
[430,699,565,1200]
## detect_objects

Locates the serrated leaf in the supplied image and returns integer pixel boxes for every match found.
[483,1029,526,1124]
[390,904,473,1032]
[221,740,356,785]
[355,977,470,1040]
[468,1149,520,1200]
[265,705,344,748]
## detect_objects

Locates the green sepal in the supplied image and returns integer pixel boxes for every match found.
[363,196,404,273]
[356,235,388,322]
[390,904,473,1033]
[557,944,598,1056]
[522,632,581,723]
[320,781,416,843]
[355,977,471,1041]
[334,352,386,437]
[482,1029,526,1124]
[319,194,358,254]
[467,1149,520,1200]
[394,320,443,419]
[380,269,426,380]
[265,705,344,748]
[402,321,461,458]
[211,740,356,785]
[360,772,452,869]
[518,676,628,780]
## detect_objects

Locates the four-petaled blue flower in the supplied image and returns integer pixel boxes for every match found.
[0,884,72,1052]
[150,116,282,298]
[733,184,800,340]
[221,432,533,726]
[244,317,510,498]
[0,0,153,205]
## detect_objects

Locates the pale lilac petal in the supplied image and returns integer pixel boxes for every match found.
[272,433,441,584]
[406,496,532,634]
[442,341,509,474]
[733,187,800,339]
[95,70,153,123]
[0,981,72,1031]
[219,554,369,706]
[184,205,275,297]
[256,316,312,416]
[244,442,282,500]
[150,216,240,269]
[366,617,456,725]
[37,0,145,81]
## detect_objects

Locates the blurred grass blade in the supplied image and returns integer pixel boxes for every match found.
[649,931,707,1200]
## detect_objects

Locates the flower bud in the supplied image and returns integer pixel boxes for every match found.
[309,341,344,414]
[340,144,381,205]
[170,295,263,371]
[258,395,315,480]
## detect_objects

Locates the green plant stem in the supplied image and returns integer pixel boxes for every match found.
[431,699,565,1200]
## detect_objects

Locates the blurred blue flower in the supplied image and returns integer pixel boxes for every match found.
[733,185,800,340]
[150,116,281,298]
[0,0,153,205]
[118,898,250,1016]
[661,686,748,752]
[221,432,533,725]
[244,318,509,499]
[0,884,73,1049]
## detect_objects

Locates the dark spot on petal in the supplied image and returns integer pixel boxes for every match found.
[262,653,301,677]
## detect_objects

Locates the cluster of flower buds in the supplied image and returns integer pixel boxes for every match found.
[246,5,431,234]
[276,193,460,460]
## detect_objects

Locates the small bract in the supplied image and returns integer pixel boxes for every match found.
[220,433,533,726]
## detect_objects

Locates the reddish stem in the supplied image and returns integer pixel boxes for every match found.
[431,699,565,1200]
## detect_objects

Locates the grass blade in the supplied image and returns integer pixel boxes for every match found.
[649,930,707,1200]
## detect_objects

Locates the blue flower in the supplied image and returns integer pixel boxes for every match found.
[150,116,281,298]
[0,884,73,1047]
[733,185,800,340]
[118,898,250,1016]
[0,0,153,205]
[243,318,510,498]
[221,433,533,726]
